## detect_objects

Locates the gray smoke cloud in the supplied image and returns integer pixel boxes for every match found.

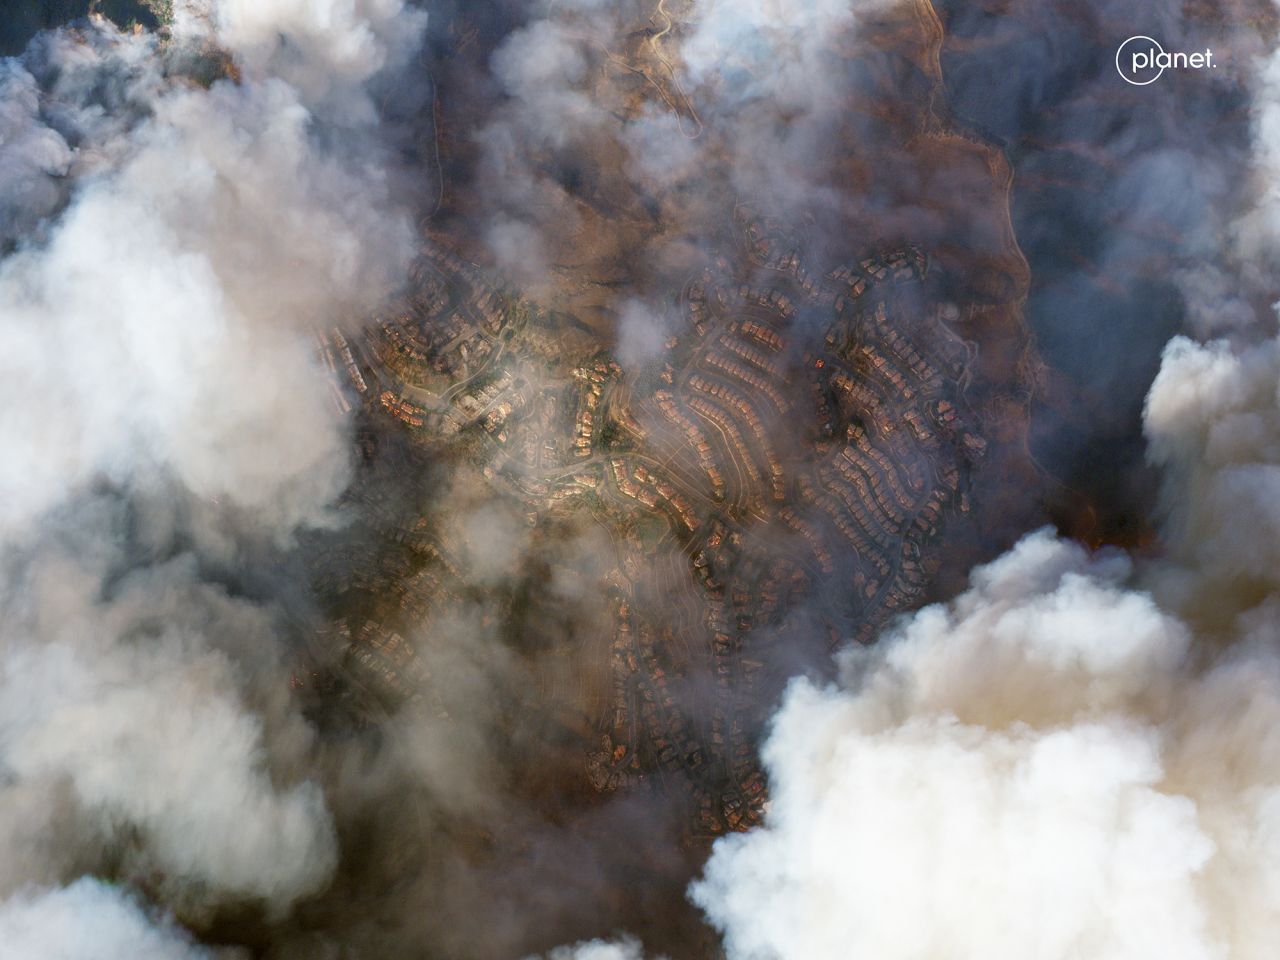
[511,4,1280,957]
[674,11,1280,959]
[0,12,422,541]
[933,0,1279,540]
[469,0,898,314]
[0,59,71,249]
[172,0,427,120]
[675,0,892,210]
[0,508,337,909]
[0,0,428,951]
[683,324,1280,960]
[10,0,1280,956]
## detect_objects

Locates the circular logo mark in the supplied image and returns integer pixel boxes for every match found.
[1116,35,1166,85]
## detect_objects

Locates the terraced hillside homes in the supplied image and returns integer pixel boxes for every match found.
[308,214,988,839]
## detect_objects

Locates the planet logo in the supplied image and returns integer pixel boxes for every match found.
[1116,35,1216,85]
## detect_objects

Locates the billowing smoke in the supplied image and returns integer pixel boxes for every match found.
[1,546,336,905]
[468,0,903,318]
[935,0,1279,540]
[684,20,1280,954]
[0,879,214,960]
[0,10,421,540]
[0,0,427,951]
[691,527,1280,959]
[0,58,71,249]
[675,0,893,210]
[9,0,1280,956]
[529,938,657,960]
[688,329,1280,958]
[1145,335,1280,591]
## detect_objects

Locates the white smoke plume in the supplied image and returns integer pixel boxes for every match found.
[10,0,1280,956]
[675,0,894,208]
[0,879,218,960]
[0,519,337,908]
[1229,36,1280,302]
[471,0,897,303]
[1145,334,1280,596]
[172,0,427,119]
[690,527,1275,960]
[685,164,1280,960]
[0,0,428,944]
[0,8,421,541]
[664,9,1280,951]
[528,936,657,960]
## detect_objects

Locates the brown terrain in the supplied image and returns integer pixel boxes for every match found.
[272,2,1056,954]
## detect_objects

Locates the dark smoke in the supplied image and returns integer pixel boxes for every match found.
[4,1,1280,959]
